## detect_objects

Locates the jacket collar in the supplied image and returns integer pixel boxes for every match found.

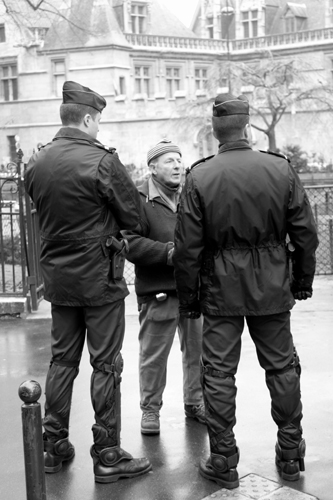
[139,177,181,211]
[218,139,252,154]
[54,127,101,145]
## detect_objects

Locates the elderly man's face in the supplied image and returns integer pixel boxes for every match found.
[151,152,183,187]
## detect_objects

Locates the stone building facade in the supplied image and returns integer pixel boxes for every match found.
[1,0,333,172]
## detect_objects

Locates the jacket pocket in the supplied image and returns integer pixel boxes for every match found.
[145,296,178,321]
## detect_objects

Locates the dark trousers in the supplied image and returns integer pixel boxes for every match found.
[43,300,125,448]
[202,311,303,454]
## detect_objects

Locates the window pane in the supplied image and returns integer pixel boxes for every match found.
[132,17,136,33]
[0,25,5,43]
[135,67,140,76]
[166,68,171,77]
[139,17,144,33]
[143,67,149,76]
[252,21,258,37]
[242,12,249,20]
[11,65,17,76]
[144,79,150,96]
[55,75,65,97]
[12,78,18,100]
[167,80,172,98]
[174,68,179,77]
[251,10,258,19]
[243,22,249,38]
[54,61,65,73]
[3,80,9,101]
[202,69,207,78]
[3,66,8,77]
[195,69,200,78]
[135,78,141,94]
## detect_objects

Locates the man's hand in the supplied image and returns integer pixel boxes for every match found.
[167,246,174,266]
[179,297,201,319]
[291,282,313,300]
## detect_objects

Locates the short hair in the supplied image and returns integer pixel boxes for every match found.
[212,114,249,141]
[60,103,99,126]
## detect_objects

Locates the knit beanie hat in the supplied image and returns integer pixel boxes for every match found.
[147,139,182,166]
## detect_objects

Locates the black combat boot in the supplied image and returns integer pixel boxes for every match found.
[275,439,305,481]
[199,448,240,489]
[44,434,75,473]
[90,445,152,483]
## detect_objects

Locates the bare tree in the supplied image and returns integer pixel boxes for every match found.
[233,53,333,151]
[0,0,95,41]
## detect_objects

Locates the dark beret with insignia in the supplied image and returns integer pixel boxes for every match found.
[212,93,249,117]
[62,81,106,112]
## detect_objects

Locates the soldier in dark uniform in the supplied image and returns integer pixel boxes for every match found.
[173,93,318,489]
[24,81,152,483]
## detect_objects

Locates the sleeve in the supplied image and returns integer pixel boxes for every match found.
[173,173,205,300]
[97,152,146,233]
[122,202,173,267]
[286,165,319,286]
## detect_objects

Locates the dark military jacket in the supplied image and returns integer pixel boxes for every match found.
[24,127,144,306]
[173,140,319,316]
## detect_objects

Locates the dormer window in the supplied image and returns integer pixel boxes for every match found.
[131,3,147,34]
[241,10,258,38]
[283,3,307,33]
[206,16,214,39]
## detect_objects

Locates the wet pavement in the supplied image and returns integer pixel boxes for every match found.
[0,277,332,500]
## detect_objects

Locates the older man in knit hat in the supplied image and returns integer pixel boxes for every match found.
[123,139,205,435]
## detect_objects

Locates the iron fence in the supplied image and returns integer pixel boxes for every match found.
[0,162,27,297]
[305,185,333,274]
[1,180,332,308]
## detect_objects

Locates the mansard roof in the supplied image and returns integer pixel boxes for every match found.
[283,2,307,18]
[42,0,130,50]
[41,0,195,51]
[148,1,196,37]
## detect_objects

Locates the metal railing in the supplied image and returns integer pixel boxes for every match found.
[305,185,333,274]
[124,27,333,54]
[1,180,332,310]
[0,160,27,297]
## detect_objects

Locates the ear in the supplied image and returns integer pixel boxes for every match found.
[83,114,91,128]
[150,163,157,176]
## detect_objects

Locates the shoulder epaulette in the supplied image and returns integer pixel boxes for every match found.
[94,142,116,154]
[186,154,215,175]
[259,150,290,163]
[37,142,51,151]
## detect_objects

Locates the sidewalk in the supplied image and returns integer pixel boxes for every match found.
[0,277,332,500]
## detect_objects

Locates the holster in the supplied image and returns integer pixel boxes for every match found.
[106,236,129,281]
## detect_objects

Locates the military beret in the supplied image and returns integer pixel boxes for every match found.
[62,81,106,112]
[212,93,249,117]
[147,139,182,165]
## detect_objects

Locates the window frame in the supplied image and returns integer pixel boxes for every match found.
[165,66,182,98]
[134,63,153,98]
[241,9,258,38]
[0,24,5,43]
[0,63,18,102]
[52,58,66,97]
[194,66,208,92]
[131,2,147,34]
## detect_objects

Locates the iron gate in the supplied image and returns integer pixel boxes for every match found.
[0,151,44,311]
[0,153,332,313]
